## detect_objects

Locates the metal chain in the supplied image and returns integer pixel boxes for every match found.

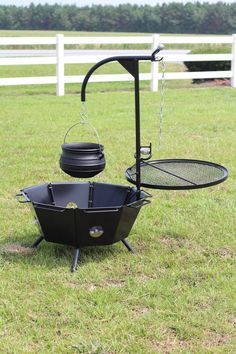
[157,59,166,151]
[63,102,100,145]
[79,102,100,144]
[79,101,87,124]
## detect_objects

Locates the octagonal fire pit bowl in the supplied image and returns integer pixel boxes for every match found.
[16,182,150,271]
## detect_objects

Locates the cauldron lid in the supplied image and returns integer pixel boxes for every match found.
[61,142,104,153]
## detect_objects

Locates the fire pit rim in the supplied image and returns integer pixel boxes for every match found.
[18,181,151,210]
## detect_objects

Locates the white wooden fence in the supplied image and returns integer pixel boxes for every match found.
[0,34,235,96]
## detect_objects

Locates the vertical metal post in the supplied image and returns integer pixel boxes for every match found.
[56,34,65,96]
[134,59,141,198]
[231,34,236,88]
[150,34,160,92]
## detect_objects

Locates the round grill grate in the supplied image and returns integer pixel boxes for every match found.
[125,159,228,190]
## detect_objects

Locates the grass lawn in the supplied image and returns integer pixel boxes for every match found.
[0,83,235,353]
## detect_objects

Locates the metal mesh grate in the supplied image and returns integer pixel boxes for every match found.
[125,159,228,190]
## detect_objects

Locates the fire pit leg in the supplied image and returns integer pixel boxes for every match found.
[122,239,136,254]
[71,248,80,272]
[31,235,44,248]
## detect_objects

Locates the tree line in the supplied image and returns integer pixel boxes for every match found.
[0,2,236,34]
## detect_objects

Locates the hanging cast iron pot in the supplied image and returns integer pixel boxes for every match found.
[60,141,105,178]
[59,107,106,178]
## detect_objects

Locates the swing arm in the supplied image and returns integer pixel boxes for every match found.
[80,46,164,197]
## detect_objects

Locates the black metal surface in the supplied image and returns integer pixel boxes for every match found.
[18,182,150,248]
[60,142,105,178]
[134,60,141,198]
[125,159,228,190]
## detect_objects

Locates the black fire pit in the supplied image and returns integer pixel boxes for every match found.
[16,182,150,271]
[16,47,228,273]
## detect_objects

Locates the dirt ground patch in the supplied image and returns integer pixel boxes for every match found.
[2,243,35,255]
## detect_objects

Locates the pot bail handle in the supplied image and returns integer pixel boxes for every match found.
[63,102,101,147]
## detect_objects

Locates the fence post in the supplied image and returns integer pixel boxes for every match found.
[231,34,236,88]
[150,34,160,92]
[56,34,65,96]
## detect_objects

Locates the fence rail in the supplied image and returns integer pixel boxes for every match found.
[0,34,235,95]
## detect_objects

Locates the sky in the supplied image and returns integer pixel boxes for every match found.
[0,0,236,6]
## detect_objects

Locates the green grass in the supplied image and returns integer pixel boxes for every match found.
[0,85,235,353]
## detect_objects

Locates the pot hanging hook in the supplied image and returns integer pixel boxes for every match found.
[63,102,100,146]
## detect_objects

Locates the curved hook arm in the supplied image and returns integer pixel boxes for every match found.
[80,45,164,102]
[81,55,150,102]
[151,44,165,61]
